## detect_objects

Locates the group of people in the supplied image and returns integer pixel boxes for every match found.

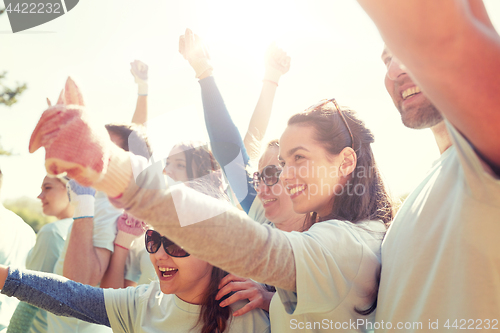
[1,0,499,332]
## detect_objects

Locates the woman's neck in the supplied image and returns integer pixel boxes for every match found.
[276,214,311,232]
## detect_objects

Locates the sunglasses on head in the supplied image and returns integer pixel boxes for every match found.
[145,229,190,258]
[305,98,354,149]
[253,164,282,190]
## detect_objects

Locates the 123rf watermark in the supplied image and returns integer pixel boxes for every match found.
[290,318,499,330]
[2,0,79,33]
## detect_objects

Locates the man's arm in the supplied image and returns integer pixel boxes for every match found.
[63,218,111,286]
[62,181,113,286]
[358,0,500,168]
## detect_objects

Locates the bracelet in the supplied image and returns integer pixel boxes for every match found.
[262,79,278,87]
[114,243,129,251]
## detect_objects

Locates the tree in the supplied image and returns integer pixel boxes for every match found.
[0,72,28,155]
[0,72,27,106]
[4,197,56,233]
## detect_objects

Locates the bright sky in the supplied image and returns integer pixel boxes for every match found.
[1,0,500,203]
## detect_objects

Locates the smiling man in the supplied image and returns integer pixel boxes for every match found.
[356,0,500,332]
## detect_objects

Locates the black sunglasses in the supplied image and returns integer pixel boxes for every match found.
[305,98,354,149]
[145,229,190,258]
[253,164,282,190]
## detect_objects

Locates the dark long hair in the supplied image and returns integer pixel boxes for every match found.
[175,142,232,332]
[196,268,232,333]
[288,103,393,226]
[105,123,152,159]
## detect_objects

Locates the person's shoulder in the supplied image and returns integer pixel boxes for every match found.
[0,206,35,234]
[305,219,385,246]
[38,218,72,234]
[229,299,270,333]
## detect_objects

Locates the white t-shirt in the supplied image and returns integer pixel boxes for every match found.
[375,123,500,332]
[48,191,122,333]
[270,219,386,333]
[124,237,157,286]
[0,205,36,331]
[104,281,271,333]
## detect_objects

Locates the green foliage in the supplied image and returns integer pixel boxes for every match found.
[0,136,12,156]
[4,197,56,233]
[0,72,27,106]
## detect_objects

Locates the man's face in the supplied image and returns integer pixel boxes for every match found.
[382,47,443,129]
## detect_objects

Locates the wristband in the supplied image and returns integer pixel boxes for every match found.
[262,79,278,87]
[137,82,148,96]
[189,58,213,79]
[72,195,95,219]
[114,230,139,250]
[263,67,283,85]
[114,243,129,251]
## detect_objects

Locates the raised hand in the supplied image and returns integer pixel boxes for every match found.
[216,273,275,316]
[114,212,149,250]
[67,179,96,219]
[29,77,122,190]
[179,28,213,79]
[130,60,149,95]
[263,43,291,85]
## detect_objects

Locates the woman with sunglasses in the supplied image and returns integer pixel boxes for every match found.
[26,84,394,331]
[0,185,270,333]
[7,175,73,333]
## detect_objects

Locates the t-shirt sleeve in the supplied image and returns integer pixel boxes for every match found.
[278,221,365,315]
[124,242,142,283]
[104,285,149,333]
[446,121,500,205]
[93,192,122,252]
[26,224,64,273]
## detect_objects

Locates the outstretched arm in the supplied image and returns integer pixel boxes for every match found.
[130,60,149,125]
[357,0,500,169]
[0,266,110,327]
[179,29,256,212]
[244,44,291,161]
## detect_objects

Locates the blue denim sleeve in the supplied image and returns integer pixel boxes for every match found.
[1,268,110,327]
[199,76,257,213]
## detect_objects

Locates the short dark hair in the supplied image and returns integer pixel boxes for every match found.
[105,123,152,159]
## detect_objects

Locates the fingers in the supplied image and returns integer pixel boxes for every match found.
[179,35,186,58]
[184,28,194,58]
[180,28,209,61]
[219,289,255,308]
[216,280,250,300]
[130,60,148,80]
[218,273,247,289]
[265,43,291,73]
